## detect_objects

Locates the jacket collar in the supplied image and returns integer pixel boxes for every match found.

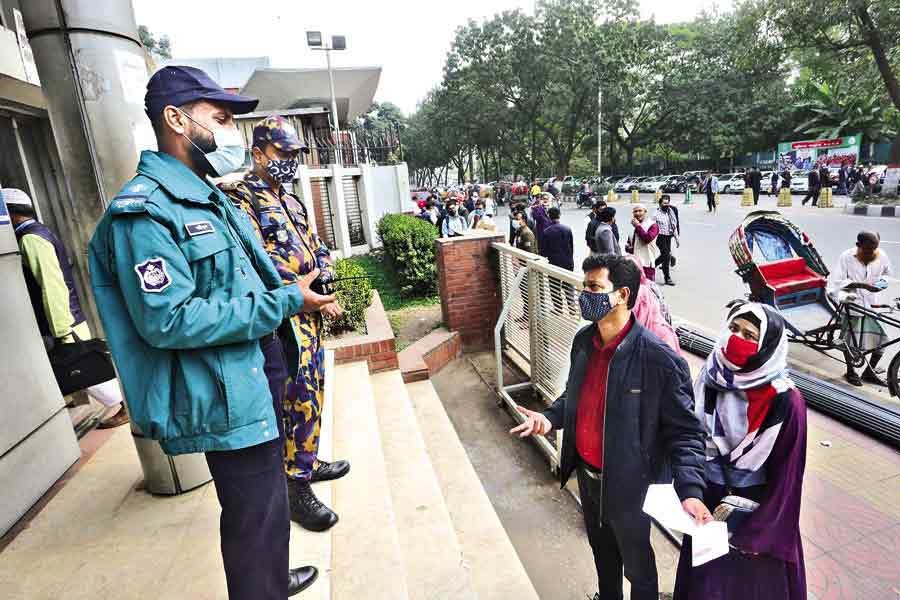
[136,150,224,206]
[575,314,642,355]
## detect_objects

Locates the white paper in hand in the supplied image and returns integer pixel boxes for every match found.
[642,484,729,567]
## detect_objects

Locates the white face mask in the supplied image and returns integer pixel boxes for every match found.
[179,109,246,177]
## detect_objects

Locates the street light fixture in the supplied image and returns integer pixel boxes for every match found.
[307,31,347,166]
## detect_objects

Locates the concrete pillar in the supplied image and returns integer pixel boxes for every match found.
[357,163,379,249]
[294,165,318,236]
[21,0,153,333]
[395,162,411,209]
[329,163,353,257]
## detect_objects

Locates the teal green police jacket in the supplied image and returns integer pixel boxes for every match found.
[89,151,304,455]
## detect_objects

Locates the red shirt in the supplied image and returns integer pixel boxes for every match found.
[575,318,633,469]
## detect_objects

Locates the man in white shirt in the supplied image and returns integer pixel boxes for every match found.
[441,198,469,238]
[826,231,893,386]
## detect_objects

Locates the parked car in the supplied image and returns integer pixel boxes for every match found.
[614,177,636,193]
[720,173,746,194]
[759,171,774,194]
[639,176,670,193]
[628,176,652,191]
[790,171,810,194]
[661,175,696,193]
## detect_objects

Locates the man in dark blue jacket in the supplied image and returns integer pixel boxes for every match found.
[512,253,710,600]
[539,206,574,271]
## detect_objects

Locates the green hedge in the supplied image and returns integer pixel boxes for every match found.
[323,258,374,336]
[376,213,438,297]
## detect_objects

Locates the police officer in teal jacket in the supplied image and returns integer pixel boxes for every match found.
[88,66,332,599]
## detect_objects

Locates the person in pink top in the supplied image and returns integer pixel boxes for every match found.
[624,255,680,352]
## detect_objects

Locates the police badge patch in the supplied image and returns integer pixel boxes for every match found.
[134,258,172,293]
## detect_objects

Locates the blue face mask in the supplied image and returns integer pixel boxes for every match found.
[179,109,246,177]
[579,289,621,322]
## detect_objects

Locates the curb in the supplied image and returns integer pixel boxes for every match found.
[844,203,900,217]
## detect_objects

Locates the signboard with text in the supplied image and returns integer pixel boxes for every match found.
[776,134,861,172]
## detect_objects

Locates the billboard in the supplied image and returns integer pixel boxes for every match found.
[776,133,861,171]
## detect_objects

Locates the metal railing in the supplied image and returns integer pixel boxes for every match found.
[494,243,585,470]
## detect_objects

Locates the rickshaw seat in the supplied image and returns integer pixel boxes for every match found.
[758,258,825,296]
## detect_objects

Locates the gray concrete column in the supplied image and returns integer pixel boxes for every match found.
[20,0,153,332]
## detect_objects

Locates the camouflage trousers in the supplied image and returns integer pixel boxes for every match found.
[281,315,325,481]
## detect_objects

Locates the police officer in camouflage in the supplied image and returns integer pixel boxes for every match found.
[219,116,350,533]
[88,66,330,599]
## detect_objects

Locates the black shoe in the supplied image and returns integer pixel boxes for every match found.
[310,459,350,483]
[845,372,863,387]
[665,279,675,286]
[287,479,339,532]
[669,255,676,268]
[288,566,318,597]
[862,370,887,387]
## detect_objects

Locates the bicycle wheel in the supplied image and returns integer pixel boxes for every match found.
[886,352,900,397]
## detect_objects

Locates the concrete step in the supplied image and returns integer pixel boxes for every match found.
[407,379,540,600]
[288,350,335,600]
[370,370,478,600]
[331,362,409,600]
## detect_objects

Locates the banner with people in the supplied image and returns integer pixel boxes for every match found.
[776,133,861,172]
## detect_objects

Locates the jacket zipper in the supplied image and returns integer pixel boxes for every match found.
[597,343,619,526]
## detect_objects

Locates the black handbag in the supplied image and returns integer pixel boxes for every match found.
[48,333,117,396]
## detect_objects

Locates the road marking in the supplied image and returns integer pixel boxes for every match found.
[879,241,900,245]
[684,221,716,228]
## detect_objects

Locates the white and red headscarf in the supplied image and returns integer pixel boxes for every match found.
[694,302,794,484]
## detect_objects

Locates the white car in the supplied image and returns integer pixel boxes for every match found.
[641,176,672,193]
[614,177,636,193]
[790,171,810,194]
[720,173,746,194]
[759,171,775,194]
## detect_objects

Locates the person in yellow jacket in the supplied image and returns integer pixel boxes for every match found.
[219,116,349,532]
[3,188,128,428]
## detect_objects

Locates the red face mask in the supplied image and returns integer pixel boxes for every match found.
[723,334,758,367]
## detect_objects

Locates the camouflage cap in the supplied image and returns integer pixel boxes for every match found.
[252,116,310,153]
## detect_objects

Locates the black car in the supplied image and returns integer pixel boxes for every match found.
[661,175,698,193]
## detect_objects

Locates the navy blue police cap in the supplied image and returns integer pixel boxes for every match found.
[144,65,259,119]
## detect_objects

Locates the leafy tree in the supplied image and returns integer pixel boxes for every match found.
[795,80,898,141]
[138,25,172,60]
[763,0,900,168]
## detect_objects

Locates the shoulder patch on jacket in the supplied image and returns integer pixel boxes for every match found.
[110,178,160,215]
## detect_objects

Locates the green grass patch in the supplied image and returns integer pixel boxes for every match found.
[347,253,439,312]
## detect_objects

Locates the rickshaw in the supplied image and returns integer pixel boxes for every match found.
[729,210,900,395]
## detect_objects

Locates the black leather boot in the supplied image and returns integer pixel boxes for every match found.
[287,478,339,532]
[310,459,350,483]
[288,565,318,596]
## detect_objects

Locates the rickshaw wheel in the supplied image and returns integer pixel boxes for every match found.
[886,353,900,397]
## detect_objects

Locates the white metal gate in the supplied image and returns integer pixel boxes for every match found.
[494,242,584,469]
[342,175,366,246]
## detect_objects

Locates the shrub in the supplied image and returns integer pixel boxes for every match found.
[376,213,438,296]
[323,258,374,336]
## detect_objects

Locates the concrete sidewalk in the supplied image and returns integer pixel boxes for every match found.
[452,350,900,599]
[0,427,325,600]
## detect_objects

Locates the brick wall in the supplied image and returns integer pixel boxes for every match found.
[436,231,505,351]
[325,290,399,373]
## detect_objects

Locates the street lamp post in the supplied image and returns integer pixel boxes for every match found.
[307,32,346,166]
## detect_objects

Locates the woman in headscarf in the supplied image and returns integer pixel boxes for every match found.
[623,255,679,352]
[674,301,807,600]
[627,203,659,282]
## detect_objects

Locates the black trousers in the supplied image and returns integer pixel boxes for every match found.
[802,186,821,206]
[655,234,673,282]
[751,184,760,204]
[577,463,659,600]
[205,334,291,600]
[706,191,716,212]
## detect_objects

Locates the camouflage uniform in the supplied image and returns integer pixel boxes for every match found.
[220,117,332,483]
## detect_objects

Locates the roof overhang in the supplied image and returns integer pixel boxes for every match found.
[240,66,381,124]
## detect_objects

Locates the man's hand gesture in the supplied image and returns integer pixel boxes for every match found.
[296,269,336,313]
[509,405,553,437]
